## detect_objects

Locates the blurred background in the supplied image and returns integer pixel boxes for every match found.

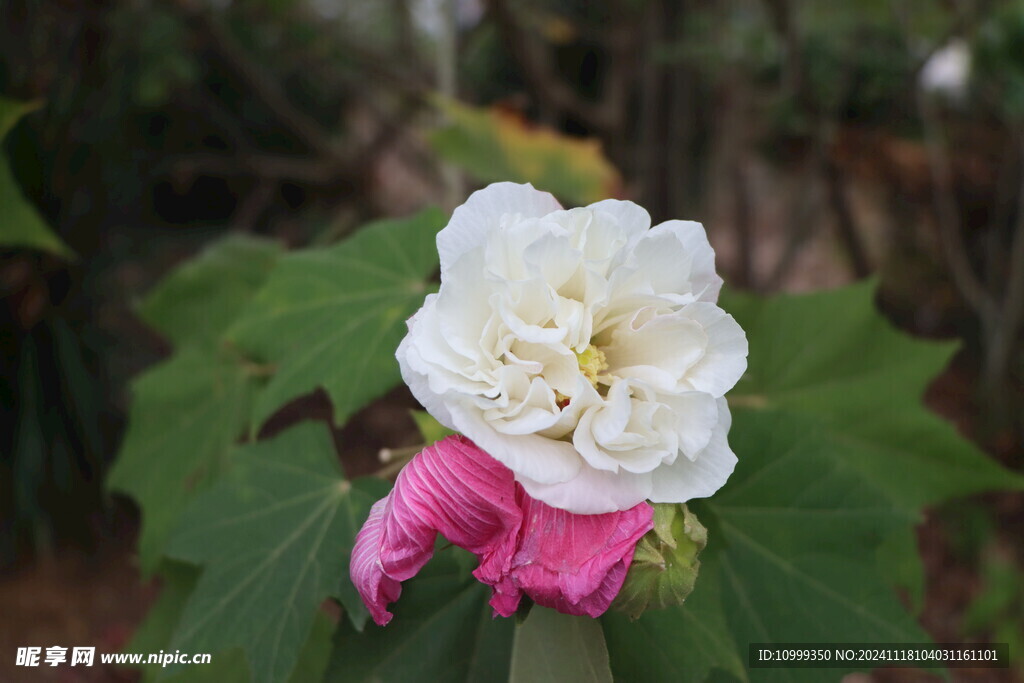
[1,0,1022,680]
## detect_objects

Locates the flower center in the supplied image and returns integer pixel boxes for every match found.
[554,344,609,409]
[575,344,608,388]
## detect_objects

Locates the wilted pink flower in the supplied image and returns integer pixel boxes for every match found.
[351,435,654,626]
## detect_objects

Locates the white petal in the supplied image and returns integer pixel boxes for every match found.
[404,304,494,397]
[449,403,582,485]
[586,199,651,240]
[603,309,706,390]
[508,341,577,395]
[539,378,602,439]
[435,248,497,361]
[495,281,564,344]
[397,330,456,431]
[517,466,654,514]
[573,405,626,473]
[588,379,632,445]
[678,303,748,397]
[631,220,723,303]
[658,391,719,459]
[522,232,582,293]
[649,398,737,502]
[485,374,561,435]
[437,182,562,274]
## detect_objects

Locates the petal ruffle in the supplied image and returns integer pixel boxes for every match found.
[508,491,653,617]
[437,182,562,275]
[351,435,521,625]
[349,497,403,626]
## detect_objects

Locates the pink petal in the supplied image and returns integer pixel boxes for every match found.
[349,435,654,625]
[351,435,524,626]
[506,491,654,617]
[349,497,403,626]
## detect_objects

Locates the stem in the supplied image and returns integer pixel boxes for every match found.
[374,444,424,479]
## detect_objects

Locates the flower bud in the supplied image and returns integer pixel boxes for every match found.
[611,503,706,620]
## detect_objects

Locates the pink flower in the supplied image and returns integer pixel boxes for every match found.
[351,435,654,626]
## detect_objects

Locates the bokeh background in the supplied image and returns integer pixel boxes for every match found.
[1,0,1022,680]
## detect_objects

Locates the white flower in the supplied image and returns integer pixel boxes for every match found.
[397,183,748,514]
[919,39,971,100]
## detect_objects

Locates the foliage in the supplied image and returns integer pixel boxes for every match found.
[611,504,706,620]
[138,236,282,348]
[114,208,1024,681]
[974,2,1024,120]
[328,547,514,682]
[108,236,282,574]
[164,423,385,683]
[963,548,1024,676]
[510,607,613,683]
[226,209,445,429]
[430,99,621,205]
[0,97,73,258]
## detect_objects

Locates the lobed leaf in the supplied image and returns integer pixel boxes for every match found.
[139,235,281,347]
[165,423,381,683]
[327,547,514,683]
[123,560,201,682]
[227,208,445,430]
[693,411,930,682]
[720,280,1024,509]
[602,569,746,683]
[111,233,282,573]
[679,280,1024,681]
[108,347,255,574]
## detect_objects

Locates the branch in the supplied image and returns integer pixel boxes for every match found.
[487,0,629,133]
[172,0,348,161]
[916,89,999,322]
[823,154,872,278]
[1002,142,1024,334]
[765,138,828,289]
[984,137,1024,388]
[170,153,343,183]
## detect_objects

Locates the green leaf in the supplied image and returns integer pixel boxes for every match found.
[603,567,746,683]
[876,526,925,613]
[112,232,286,573]
[0,97,41,140]
[410,410,456,446]
[430,98,621,206]
[125,563,335,683]
[693,411,930,682]
[164,423,380,683]
[108,347,255,574]
[123,560,200,682]
[284,612,335,683]
[139,235,281,347]
[0,97,74,258]
[162,652,249,683]
[669,280,1024,681]
[227,208,445,430]
[327,547,514,683]
[510,607,613,683]
[720,280,1024,509]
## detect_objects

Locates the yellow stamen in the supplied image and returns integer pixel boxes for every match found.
[575,344,608,388]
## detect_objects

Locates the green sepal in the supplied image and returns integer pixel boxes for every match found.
[611,504,706,620]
